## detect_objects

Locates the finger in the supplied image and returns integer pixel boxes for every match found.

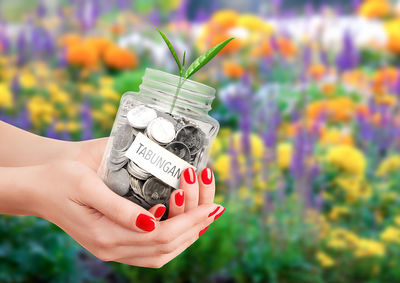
[101,209,217,261]
[81,173,157,233]
[198,168,215,205]
[117,220,213,268]
[180,167,198,212]
[168,189,185,218]
[149,204,166,221]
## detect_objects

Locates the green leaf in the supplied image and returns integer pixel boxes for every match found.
[181,51,186,76]
[155,27,182,73]
[184,38,234,79]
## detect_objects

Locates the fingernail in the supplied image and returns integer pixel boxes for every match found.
[199,225,209,237]
[154,206,166,218]
[175,191,184,207]
[183,167,196,184]
[136,214,156,232]
[201,168,213,185]
[214,208,225,221]
[208,206,220,217]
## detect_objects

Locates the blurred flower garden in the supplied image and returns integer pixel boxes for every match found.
[2,0,400,282]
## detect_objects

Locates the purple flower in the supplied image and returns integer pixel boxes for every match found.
[336,31,359,72]
[81,100,93,140]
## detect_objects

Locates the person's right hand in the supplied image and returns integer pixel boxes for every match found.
[28,158,224,268]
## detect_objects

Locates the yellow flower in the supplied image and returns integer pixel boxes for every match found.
[385,18,400,54]
[316,251,335,268]
[237,14,273,34]
[354,239,385,258]
[277,142,292,170]
[327,228,359,250]
[0,82,13,108]
[99,88,120,101]
[329,205,350,221]
[210,10,239,30]
[67,121,81,132]
[394,216,400,226]
[102,103,117,116]
[19,72,36,89]
[320,128,353,146]
[376,155,400,177]
[335,176,372,202]
[27,96,55,126]
[326,145,366,176]
[232,132,265,158]
[238,186,251,200]
[380,226,400,244]
[210,137,223,157]
[359,0,391,19]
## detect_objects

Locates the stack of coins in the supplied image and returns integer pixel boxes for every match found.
[103,99,207,212]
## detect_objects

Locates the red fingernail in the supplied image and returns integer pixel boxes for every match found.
[208,206,220,217]
[214,208,225,221]
[183,168,196,184]
[199,225,209,237]
[154,206,166,218]
[136,214,156,232]
[175,191,184,207]
[201,168,213,185]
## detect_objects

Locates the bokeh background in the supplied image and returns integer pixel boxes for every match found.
[2,0,400,282]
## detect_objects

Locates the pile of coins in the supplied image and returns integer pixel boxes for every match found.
[103,98,207,211]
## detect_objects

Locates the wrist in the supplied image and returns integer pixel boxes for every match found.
[0,165,43,217]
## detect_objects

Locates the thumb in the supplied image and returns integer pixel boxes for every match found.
[80,173,157,232]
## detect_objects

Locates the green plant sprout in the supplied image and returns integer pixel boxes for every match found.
[155,27,234,112]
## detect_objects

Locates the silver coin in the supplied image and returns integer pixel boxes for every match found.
[113,124,135,151]
[126,193,152,210]
[105,168,130,196]
[176,125,206,155]
[142,177,171,205]
[127,161,151,180]
[157,111,178,127]
[147,117,175,144]
[165,141,191,162]
[130,177,145,197]
[107,158,128,172]
[127,105,157,129]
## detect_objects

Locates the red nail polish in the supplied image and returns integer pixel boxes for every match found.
[201,168,213,185]
[175,191,184,207]
[208,206,220,217]
[214,208,225,221]
[154,206,166,218]
[199,225,209,237]
[136,214,156,232]
[183,168,196,184]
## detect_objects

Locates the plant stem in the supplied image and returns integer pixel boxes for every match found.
[169,76,186,113]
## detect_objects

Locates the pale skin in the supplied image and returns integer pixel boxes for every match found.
[0,121,224,268]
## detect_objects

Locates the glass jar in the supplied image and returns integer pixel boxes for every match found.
[98,68,219,214]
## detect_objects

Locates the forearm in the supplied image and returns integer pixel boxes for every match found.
[0,121,79,166]
[0,166,41,216]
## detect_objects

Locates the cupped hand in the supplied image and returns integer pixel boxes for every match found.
[28,138,224,268]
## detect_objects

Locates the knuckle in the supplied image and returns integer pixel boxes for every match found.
[158,243,176,255]
[92,231,115,249]
[94,249,114,262]
[155,234,173,245]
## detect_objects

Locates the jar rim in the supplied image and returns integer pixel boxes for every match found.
[144,68,216,98]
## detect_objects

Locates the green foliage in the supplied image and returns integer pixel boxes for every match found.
[0,216,89,283]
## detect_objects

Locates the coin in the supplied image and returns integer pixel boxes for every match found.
[127,105,157,129]
[176,125,206,155]
[130,177,145,197]
[126,193,152,210]
[113,124,135,151]
[105,168,130,196]
[107,157,128,172]
[142,177,171,205]
[127,160,151,180]
[165,141,191,162]
[146,117,175,144]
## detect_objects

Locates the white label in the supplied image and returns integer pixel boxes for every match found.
[125,133,195,189]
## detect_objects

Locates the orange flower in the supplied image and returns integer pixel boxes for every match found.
[207,33,241,55]
[276,36,296,58]
[321,83,337,96]
[223,62,244,79]
[66,42,99,68]
[103,46,138,70]
[251,40,273,58]
[375,94,397,106]
[385,18,400,54]
[371,67,398,94]
[110,24,126,36]
[308,64,326,80]
[209,10,239,31]
[359,0,391,19]
[85,37,113,56]
[59,34,82,47]
[307,97,355,123]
